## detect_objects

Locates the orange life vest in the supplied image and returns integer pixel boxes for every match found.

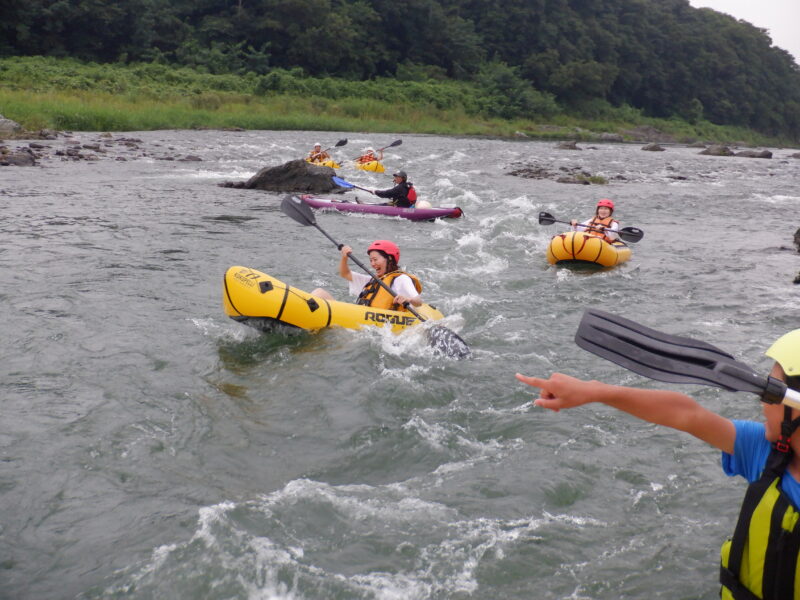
[308,150,330,162]
[585,216,619,243]
[356,271,422,311]
[357,153,377,164]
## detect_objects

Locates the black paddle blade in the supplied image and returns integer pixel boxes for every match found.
[618,227,644,243]
[281,195,316,226]
[378,139,402,151]
[538,211,556,225]
[575,309,773,395]
[335,139,348,147]
[427,325,471,359]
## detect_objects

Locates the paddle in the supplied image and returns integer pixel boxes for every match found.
[309,138,347,161]
[378,139,402,152]
[332,175,374,194]
[280,195,471,359]
[574,308,800,408]
[538,212,644,243]
[353,139,402,160]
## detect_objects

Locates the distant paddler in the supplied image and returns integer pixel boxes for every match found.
[305,139,347,166]
[307,142,331,164]
[355,146,383,165]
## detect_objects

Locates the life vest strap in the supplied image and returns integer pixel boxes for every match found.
[719,566,761,599]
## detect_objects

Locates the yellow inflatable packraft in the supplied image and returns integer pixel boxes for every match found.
[305,158,341,169]
[546,231,632,267]
[355,160,385,173]
[223,266,444,334]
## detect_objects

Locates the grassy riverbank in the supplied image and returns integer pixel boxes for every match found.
[0,56,792,147]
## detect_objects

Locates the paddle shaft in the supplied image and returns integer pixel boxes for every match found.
[549,217,618,236]
[350,183,375,194]
[310,224,427,322]
[539,212,642,243]
[354,139,401,159]
[310,139,347,160]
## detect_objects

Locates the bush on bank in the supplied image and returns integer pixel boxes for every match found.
[0,56,790,147]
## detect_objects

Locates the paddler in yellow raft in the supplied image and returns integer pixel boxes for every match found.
[311,240,422,311]
[570,198,620,242]
[307,142,331,164]
[517,329,800,599]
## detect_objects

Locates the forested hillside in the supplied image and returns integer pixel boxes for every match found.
[3,0,799,140]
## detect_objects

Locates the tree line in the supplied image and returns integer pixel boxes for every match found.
[2,0,799,140]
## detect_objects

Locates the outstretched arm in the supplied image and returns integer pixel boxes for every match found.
[516,372,736,453]
[338,245,354,281]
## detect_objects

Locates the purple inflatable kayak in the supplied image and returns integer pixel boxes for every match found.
[300,195,463,221]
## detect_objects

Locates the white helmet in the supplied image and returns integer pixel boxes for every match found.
[364,147,374,153]
[313,142,321,148]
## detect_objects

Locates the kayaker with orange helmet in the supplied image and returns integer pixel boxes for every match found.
[516,329,800,599]
[311,240,422,310]
[570,199,619,243]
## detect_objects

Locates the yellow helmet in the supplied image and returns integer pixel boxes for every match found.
[765,329,800,376]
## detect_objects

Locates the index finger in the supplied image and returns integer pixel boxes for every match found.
[515,373,547,388]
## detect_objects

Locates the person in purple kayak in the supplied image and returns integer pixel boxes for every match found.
[373,171,417,208]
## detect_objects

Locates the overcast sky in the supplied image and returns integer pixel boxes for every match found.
[687,0,800,64]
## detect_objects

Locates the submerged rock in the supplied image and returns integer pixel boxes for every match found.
[735,149,772,158]
[556,140,581,150]
[699,145,734,156]
[642,143,666,151]
[0,148,36,166]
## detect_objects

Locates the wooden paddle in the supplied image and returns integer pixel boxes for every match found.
[538,211,644,243]
[575,308,798,408]
[280,195,471,359]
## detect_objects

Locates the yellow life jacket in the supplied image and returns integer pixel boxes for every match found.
[356,271,422,311]
[720,447,800,599]
[586,216,619,243]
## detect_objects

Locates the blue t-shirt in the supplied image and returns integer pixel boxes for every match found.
[722,419,800,510]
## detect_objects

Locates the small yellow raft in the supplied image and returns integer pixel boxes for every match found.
[355,160,385,173]
[546,231,631,267]
[223,266,444,334]
[305,158,341,169]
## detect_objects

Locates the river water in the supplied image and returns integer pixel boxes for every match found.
[1,130,798,599]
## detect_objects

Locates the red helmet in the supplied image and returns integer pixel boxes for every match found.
[597,198,614,210]
[367,240,400,263]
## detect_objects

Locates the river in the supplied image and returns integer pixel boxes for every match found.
[1,130,798,599]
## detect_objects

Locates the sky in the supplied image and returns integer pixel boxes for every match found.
[687,0,800,65]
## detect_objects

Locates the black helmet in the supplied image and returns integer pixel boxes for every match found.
[393,170,408,180]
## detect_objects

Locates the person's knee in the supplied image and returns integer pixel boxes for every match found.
[311,288,333,300]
